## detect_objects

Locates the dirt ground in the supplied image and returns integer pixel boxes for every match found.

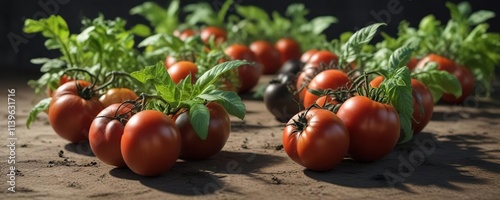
[1,74,500,200]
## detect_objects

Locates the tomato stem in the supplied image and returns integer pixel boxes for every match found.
[95,71,133,91]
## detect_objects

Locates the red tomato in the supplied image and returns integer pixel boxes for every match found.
[314,95,339,107]
[283,109,350,171]
[407,57,420,71]
[369,76,385,88]
[164,55,177,69]
[371,76,434,135]
[410,79,434,134]
[336,96,400,162]
[46,75,73,97]
[250,40,282,74]
[307,50,338,66]
[224,44,263,93]
[49,80,105,143]
[175,102,230,160]
[99,88,138,108]
[303,69,350,108]
[200,26,227,45]
[176,29,196,41]
[121,110,181,176]
[89,103,134,167]
[168,61,198,84]
[442,65,475,104]
[296,63,320,101]
[275,38,301,64]
[414,54,458,73]
[300,49,318,63]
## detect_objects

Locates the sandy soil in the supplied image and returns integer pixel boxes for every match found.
[1,74,500,200]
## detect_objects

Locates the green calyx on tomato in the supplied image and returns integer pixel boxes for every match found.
[131,60,248,140]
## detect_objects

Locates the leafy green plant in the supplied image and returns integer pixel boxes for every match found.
[24,15,147,94]
[130,60,248,139]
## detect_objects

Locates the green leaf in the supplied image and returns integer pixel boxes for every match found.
[40,59,65,72]
[468,10,495,25]
[388,45,414,69]
[198,90,246,120]
[340,23,386,64]
[130,61,179,102]
[413,62,462,102]
[236,5,271,22]
[195,60,249,93]
[130,24,151,37]
[30,58,50,64]
[309,16,337,35]
[380,67,413,144]
[138,33,164,47]
[130,1,179,34]
[26,98,51,129]
[188,102,210,140]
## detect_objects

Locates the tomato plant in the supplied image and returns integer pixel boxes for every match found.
[250,40,282,74]
[121,110,181,176]
[283,108,349,171]
[131,61,247,161]
[89,103,135,167]
[49,80,104,143]
[175,102,230,160]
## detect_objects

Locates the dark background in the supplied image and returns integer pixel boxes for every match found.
[1,0,499,75]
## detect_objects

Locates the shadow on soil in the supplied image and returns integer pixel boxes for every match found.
[64,141,95,157]
[110,150,286,196]
[304,132,500,192]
